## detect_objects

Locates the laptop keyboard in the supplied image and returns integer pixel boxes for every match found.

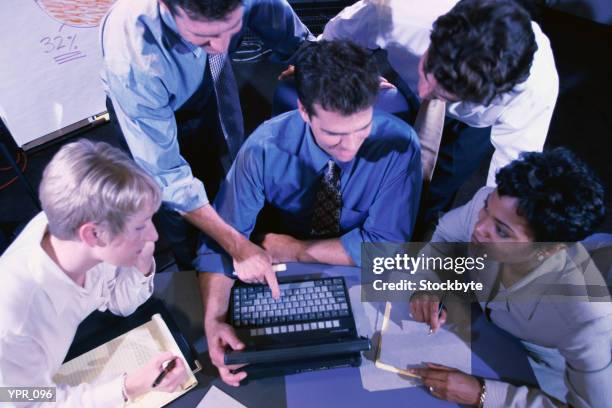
[231,278,351,337]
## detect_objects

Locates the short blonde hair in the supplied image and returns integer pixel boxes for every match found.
[39,140,161,240]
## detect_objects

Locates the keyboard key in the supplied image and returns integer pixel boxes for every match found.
[273,326,280,334]
[265,327,273,335]
[310,322,318,330]
[317,321,325,329]
[332,320,340,327]
[288,325,295,332]
[280,325,287,333]
[325,321,332,328]
[296,324,303,331]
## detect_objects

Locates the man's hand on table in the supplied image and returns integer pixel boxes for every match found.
[261,233,306,264]
[205,320,248,387]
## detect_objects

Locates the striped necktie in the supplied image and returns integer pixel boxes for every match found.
[311,160,342,237]
[208,53,244,172]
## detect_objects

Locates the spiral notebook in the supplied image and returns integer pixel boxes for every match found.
[53,313,201,407]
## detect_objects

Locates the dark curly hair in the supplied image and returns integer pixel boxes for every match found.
[425,0,537,105]
[496,148,606,242]
[295,40,380,117]
[163,0,243,21]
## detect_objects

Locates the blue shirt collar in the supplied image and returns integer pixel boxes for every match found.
[302,125,333,172]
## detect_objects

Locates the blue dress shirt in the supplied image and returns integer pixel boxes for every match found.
[195,110,422,274]
[101,0,312,213]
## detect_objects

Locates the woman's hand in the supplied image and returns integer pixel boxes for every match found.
[410,363,482,406]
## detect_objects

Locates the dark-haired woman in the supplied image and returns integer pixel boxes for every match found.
[410,148,611,407]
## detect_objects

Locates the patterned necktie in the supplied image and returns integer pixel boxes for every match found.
[208,53,244,172]
[311,160,342,237]
[413,98,446,184]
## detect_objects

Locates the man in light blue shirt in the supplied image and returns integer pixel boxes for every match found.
[101,0,312,291]
[199,40,422,385]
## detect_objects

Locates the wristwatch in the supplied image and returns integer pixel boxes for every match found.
[477,378,487,408]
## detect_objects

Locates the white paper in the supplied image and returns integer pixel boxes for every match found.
[0,0,112,147]
[197,386,247,408]
[377,300,472,382]
[350,284,472,392]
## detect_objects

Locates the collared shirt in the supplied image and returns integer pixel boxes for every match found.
[0,213,155,407]
[432,187,612,408]
[321,0,559,186]
[195,110,422,273]
[100,0,312,213]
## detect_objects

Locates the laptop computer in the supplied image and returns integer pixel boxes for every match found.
[224,276,370,377]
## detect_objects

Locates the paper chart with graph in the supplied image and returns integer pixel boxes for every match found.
[0,0,115,148]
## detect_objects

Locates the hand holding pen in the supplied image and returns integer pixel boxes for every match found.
[152,357,177,388]
[123,352,187,400]
[409,292,447,334]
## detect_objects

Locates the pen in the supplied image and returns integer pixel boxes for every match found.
[428,293,446,335]
[152,358,176,388]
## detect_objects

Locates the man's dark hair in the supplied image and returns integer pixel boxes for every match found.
[294,40,380,117]
[425,0,537,105]
[163,0,243,21]
[496,148,606,242]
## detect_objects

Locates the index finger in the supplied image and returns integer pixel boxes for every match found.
[410,368,449,382]
[264,269,280,299]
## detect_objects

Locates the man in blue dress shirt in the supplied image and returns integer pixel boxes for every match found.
[198,40,422,385]
[101,0,312,287]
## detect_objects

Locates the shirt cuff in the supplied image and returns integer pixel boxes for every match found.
[162,177,209,213]
[127,261,155,292]
[339,228,363,266]
[194,251,235,277]
[140,259,156,292]
[91,375,126,407]
[483,379,508,408]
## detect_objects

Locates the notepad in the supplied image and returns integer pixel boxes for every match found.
[53,313,200,407]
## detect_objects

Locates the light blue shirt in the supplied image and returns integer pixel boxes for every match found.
[100,0,312,212]
[195,110,422,274]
